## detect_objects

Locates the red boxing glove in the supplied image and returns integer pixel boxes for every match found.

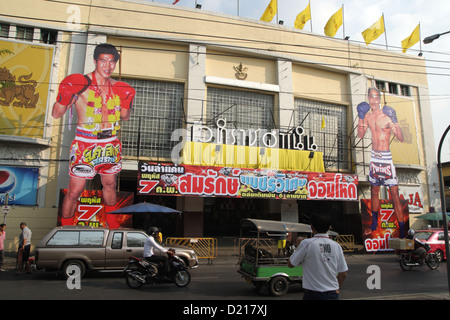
[57,73,90,105]
[112,81,135,110]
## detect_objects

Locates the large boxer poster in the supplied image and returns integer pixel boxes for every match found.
[52,43,135,223]
[357,87,417,239]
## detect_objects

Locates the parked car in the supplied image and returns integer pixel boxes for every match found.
[414,229,450,262]
[35,226,198,278]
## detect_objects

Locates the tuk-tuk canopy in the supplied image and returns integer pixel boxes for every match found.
[240,218,311,234]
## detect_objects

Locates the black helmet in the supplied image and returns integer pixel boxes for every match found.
[148,226,159,236]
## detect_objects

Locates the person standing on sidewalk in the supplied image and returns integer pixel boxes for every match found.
[0,224,6,271]
[16,222,32,275]
[288,213,348,300]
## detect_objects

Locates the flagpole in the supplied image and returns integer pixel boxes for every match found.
[276,0,279,24]
[309,0,313,32]
[419,22,422,54]
[383,13,388,50]
[237,0,239,16]
[342,4,345,39]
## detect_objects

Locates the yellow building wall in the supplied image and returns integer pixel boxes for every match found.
[2,208,58,253]
[206,50,277,85]
[292,64,349,104]
[108,38,189,80]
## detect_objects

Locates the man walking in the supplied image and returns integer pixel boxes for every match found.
[288,214,348,300]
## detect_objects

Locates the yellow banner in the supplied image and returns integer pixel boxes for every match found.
[0,40,54,138]
[181,141,325,172]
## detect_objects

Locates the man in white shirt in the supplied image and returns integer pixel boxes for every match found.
[144,227,169,276]
[288,214,348,300]
[16,222,32,275]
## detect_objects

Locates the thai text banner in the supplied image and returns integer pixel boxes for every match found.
[138,162,358,201]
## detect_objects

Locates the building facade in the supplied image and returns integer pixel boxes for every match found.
[0,0,440,250]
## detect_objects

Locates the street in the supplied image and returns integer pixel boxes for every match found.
[0,253,449,301]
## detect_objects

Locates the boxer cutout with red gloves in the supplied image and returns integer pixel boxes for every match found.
[357,87,406,238]
[52,43,135,224]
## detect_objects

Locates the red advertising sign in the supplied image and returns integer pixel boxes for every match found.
[138,162,358,201]
[361,199,410,252]
[58,190,134,229]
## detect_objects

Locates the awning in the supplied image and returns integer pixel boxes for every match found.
[415,212,450,221]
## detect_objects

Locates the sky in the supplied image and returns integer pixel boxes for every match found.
[149,0,450,161]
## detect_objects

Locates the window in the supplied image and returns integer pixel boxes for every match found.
[111,232,123,249]
[16,26,34,41]
[41,29,57,44]
[47,231,104,246]
[120,79,184,159]
[206,87,275,133]
[375,81,386,93]
[0,24,9,38]
[294,98,349,171]
[47,231,79,246]
[79,231,104,245]
[126,232,147,247]
[388,82,398,95]
[400,85,411,97]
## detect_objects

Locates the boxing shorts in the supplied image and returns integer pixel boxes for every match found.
[69,127,122,179]
[368,150,398,187]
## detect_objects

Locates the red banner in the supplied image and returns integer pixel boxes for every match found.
[58,190,134,228]
[138,162,358,201]
[361,199,410,252]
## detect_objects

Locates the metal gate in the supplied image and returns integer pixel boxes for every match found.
[165,237,217,264]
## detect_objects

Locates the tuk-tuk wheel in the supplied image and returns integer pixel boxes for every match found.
[268,276,289,296]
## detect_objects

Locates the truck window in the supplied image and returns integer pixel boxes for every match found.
[112,232,123,249]
[47,230,104,246]
[127,232,147,247]
[79,231,104,245]
[47,231,79,246]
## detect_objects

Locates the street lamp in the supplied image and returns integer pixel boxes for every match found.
[423,30,450,295]
[437,125,450,296]
[423,30,450,44]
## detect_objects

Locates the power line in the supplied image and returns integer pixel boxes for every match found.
[2,7,450,76]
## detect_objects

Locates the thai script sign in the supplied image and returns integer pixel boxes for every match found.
[138,162,358,201]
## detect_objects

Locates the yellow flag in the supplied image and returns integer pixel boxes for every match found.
[362,15,385,45]
[294,3,311,30]
[321,115,326,130]
[324,6,343,37]
[401,24,420,53]
[260,0,277,22]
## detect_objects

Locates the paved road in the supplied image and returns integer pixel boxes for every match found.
[1,252,449,301]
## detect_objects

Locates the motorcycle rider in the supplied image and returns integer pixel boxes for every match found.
[406,229,427,262]
[144,227,170,277]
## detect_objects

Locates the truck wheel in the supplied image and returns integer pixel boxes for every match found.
[62,260,86,279]
[268,276,289,296]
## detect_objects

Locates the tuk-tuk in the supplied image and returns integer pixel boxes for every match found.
[237,218,312,296]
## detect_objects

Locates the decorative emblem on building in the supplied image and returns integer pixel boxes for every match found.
[234,62,248,80]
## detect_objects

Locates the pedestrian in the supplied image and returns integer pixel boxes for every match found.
[288,213,348,300]
[16,222,32,275]
[0,224,6,271]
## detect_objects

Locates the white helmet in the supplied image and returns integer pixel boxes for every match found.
[407,229,415,236]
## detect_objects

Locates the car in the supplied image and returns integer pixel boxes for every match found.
[35,226,198,278]
[414,229,450,262]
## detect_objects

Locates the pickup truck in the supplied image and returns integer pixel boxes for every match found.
[35,226,198,278]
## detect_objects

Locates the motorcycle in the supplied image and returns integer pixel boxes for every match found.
[123,250,191,289]
[398,242,439,271]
